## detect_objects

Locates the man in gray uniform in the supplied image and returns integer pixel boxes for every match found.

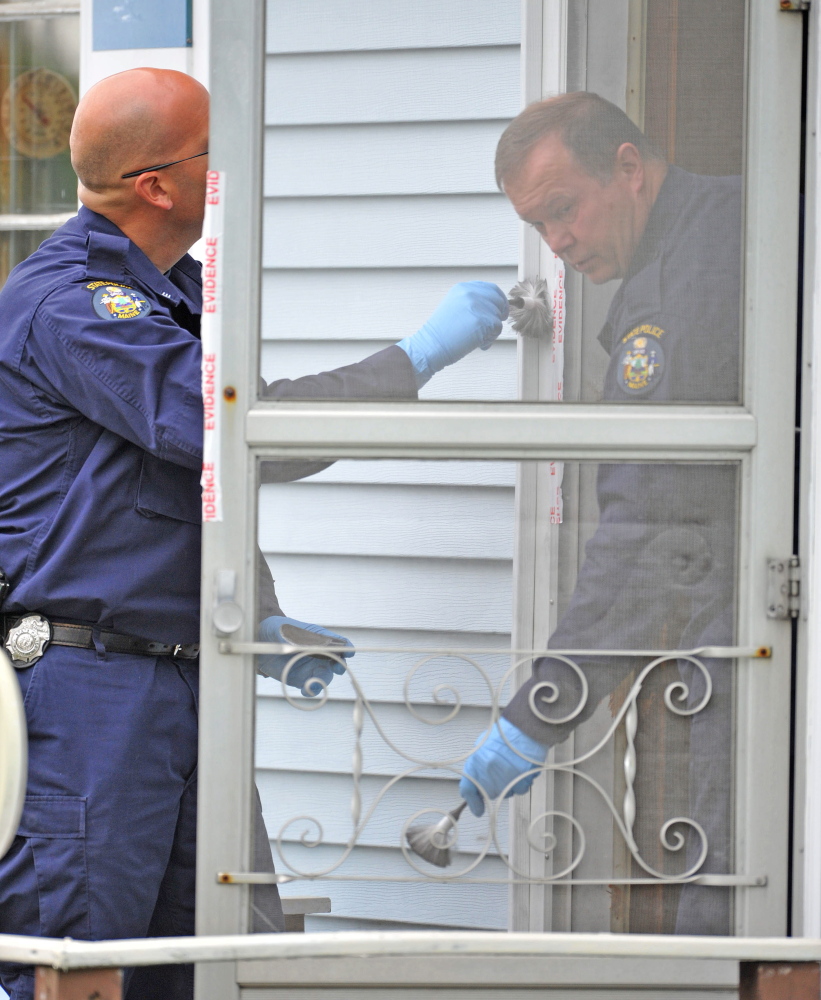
[461,92,740,934]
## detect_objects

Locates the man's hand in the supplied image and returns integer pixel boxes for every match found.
[397,282,509,387]
[257,615,354,697]
[459,718,547,816]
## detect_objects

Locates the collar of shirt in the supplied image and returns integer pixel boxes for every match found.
[77,205,202,315]
[597,165,692,355]
[622,164,692,283]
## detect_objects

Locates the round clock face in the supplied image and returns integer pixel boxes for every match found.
[1,68,77,160]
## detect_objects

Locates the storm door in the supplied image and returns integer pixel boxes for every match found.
[194,1,803,993]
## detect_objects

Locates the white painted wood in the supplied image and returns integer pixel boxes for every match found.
[10,928,821,972]
[255,697,496,777]
[260,339,518,401]
[260,268,519,341]
[0,932,821,972]
[262,195,518,269]
[258,482,514,559]
[799,0,821,939]
[265,0,519,54]
[262,553,512,633]
[240,952,738,989]
[294,461,517,488]
[257,769,508,854]
[243,990,733,1000]
[265,48,519,125]
[264,122,505,197]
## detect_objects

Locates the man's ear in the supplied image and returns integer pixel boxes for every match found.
[614,142,644,192]
[133,171,174,211]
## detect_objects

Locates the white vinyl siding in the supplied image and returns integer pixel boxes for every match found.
[258,0,520,931]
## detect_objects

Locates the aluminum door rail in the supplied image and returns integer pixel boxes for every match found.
[245,403,757,461]
[221,643,770,658]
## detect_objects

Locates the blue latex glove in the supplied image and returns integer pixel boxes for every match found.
[396,281,510,387]
[459,718,547,817]
[257,615,354,697]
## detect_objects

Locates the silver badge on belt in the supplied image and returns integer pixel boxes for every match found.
[5,614,52,667]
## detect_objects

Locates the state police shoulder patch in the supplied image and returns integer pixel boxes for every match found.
[617,323,664,393]
[87,281,152,321]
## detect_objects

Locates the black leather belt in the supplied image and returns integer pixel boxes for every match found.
[1,613,199,666]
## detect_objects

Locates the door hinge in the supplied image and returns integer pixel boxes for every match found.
[780,0,810,10]
[767,556,800,619]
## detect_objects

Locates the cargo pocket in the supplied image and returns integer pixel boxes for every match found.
[19,795,90,938]
[136,452,201,524]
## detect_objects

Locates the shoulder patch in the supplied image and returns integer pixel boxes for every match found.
[617,324,665,393]
[88,282,152,321]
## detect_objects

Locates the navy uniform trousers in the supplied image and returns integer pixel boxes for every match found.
[0,646,283,1000]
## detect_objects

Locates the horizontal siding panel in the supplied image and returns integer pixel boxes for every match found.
[258,483,514,559]
[260,268,519,341]
[260,339,518,401]
[263,553,512,633]
[296,460,517,487]
[265,122,505,197]
[265,48,520,125]
[266,0,519,53]
[268,843,509,928]
[262,195,518,269]
[258,770,508,854]
[256,698,497,777]
[257,627,515,706]
[301,913,471,931]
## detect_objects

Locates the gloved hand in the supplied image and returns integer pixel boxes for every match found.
[257,615,354,697]
[396,281,509,387]
[459,718,547,817]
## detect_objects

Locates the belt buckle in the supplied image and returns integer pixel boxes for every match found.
[172,643,199,660]
[4,614,52,667]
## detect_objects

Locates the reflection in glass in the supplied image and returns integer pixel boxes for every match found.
[259,1,745,406]
[252,458,736,935]
[0,16,79,286]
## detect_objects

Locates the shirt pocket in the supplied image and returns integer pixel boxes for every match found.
[136,452,201,525]
[19,795,90,938]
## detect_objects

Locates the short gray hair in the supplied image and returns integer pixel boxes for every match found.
[495,92,663,189]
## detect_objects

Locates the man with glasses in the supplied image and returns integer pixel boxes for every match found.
[0,67,507,1000]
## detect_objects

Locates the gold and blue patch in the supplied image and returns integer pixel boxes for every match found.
[617,323,664,393]
[87,281,151,321]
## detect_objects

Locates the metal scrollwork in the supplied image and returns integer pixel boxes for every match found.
[260,642,745,886]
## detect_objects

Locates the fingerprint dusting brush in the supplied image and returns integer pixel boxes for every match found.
[405,801,467,868]
[508,277,553,340]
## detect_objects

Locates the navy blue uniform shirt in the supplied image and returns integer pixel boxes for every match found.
[0,207,416,644]
[505,166,742,741]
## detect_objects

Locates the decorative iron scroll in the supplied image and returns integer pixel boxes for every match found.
[224,641,769,887]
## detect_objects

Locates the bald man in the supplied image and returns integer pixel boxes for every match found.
[0,68,507,999]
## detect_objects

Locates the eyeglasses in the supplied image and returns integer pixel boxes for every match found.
[121,150,209,179]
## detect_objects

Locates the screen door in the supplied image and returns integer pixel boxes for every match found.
[195,2,803,993]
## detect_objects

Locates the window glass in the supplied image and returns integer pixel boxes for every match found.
[258,0,745,406]
[0,15,79,285]
[252,457,738,934]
